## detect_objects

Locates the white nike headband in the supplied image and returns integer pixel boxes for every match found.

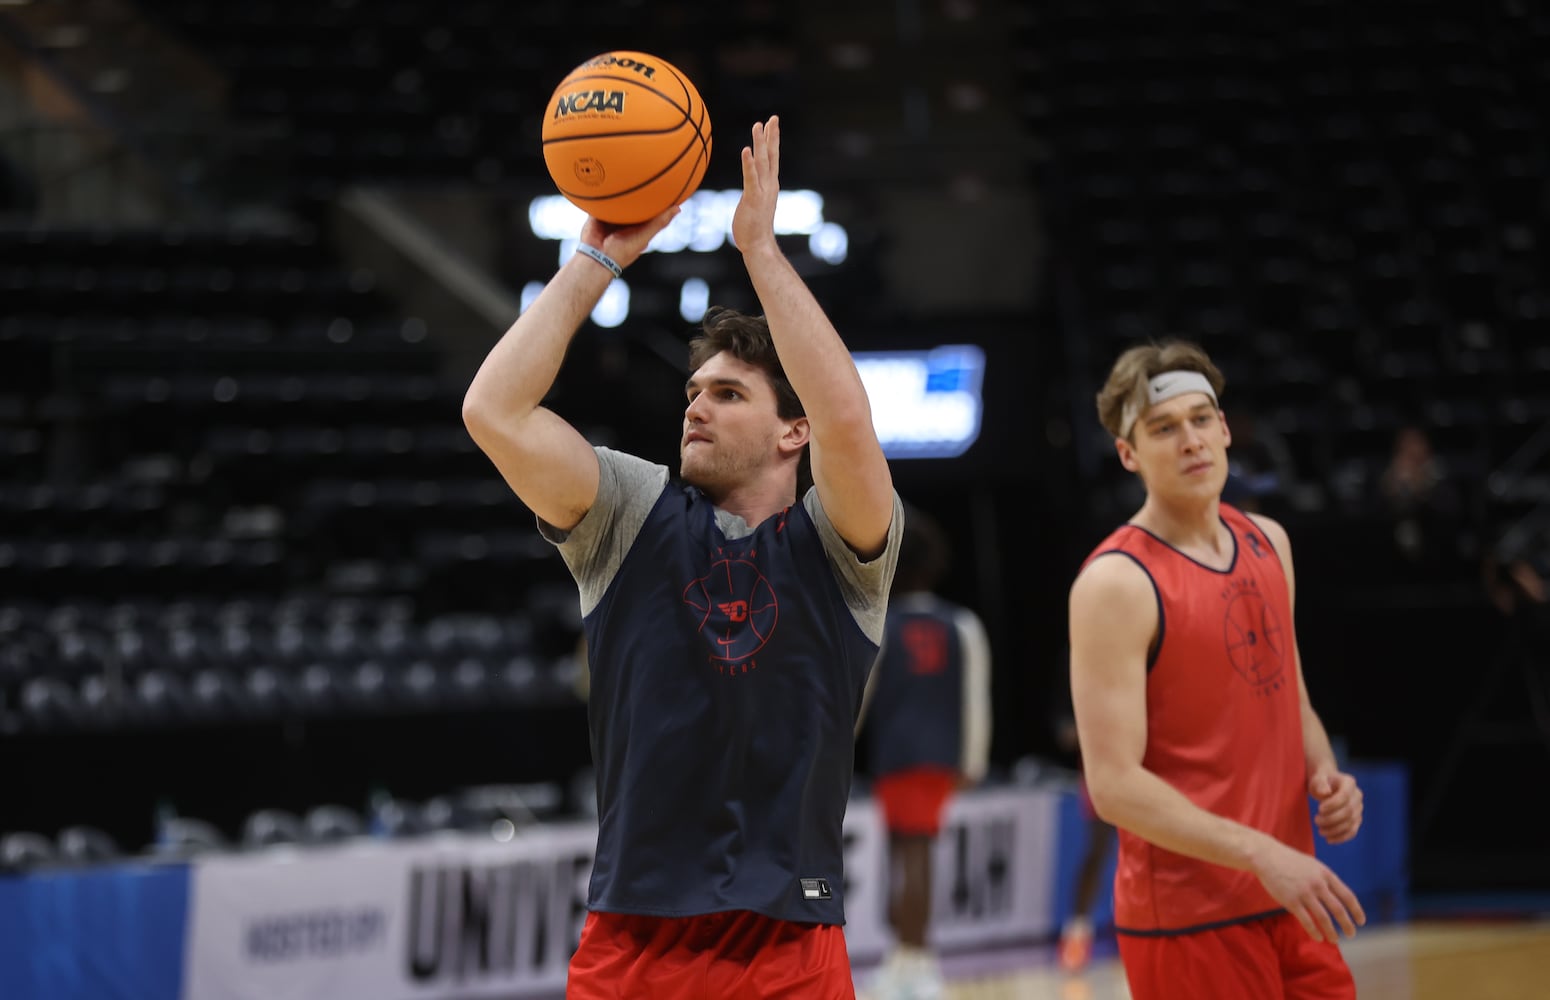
[1119,370,1219,437]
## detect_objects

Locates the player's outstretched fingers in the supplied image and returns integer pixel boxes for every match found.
[1333,876,1367,929]
[765,115,780,171]
[1318,885,1358,938]
[739,144,757,188]
[1288,902,1324,943]
[1312,899,1341,944]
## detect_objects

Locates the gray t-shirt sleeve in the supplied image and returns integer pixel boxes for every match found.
[802,488,905,645]
[538,447,669,617]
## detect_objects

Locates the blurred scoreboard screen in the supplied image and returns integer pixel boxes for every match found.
[854,345,985,459]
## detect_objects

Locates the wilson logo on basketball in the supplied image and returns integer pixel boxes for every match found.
[553,90,627,118]
[579,53,657,79]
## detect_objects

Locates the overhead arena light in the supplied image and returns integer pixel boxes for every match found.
[529,190,848,264]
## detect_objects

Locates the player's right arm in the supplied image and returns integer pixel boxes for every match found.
[462,210,678,530]
[1069,554,1366,943]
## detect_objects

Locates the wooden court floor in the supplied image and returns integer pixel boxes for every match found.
[861,921,1550,1000]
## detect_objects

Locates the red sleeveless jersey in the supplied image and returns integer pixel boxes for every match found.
[1082,504,1312,934]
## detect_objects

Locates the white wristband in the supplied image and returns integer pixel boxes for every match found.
[576,243,622,278]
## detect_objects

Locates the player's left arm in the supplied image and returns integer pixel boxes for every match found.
[1250,513,1365,845]
[732,116,894,559]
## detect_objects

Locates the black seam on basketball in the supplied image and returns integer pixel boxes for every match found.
[552,72,696,119]
[668,147,709,206]
[658,142,708,208]
[662,62,712,150]
[554,130,708,202]
[543,122,695,144]
[655,60,703,138]
[650,62,710,159]
[655,60,693,110]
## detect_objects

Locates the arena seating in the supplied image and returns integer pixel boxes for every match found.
[0,227,584,744]
[0,0,1544,890]
[1020,0,1550,526]
[132,0,791,195]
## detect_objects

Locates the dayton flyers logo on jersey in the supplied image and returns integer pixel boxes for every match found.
[1220,578,1286,695]
[682,546,779,673]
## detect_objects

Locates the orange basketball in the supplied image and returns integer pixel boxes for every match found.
[541,51,712,225]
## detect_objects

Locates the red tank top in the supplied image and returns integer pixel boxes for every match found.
[1082,504,1312,934]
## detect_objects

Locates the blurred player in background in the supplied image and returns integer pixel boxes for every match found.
[1067,341,1365,1000]
[464,116,902,998]
[1053,694,1116,975]
[861,506,991,1000]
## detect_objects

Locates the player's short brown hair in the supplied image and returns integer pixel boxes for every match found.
[1095,340,1225,439]
[688,308,804,421]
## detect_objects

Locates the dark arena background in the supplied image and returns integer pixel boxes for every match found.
[1,1,1548,998]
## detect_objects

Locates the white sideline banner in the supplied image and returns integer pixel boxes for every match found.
[842,786,1061,960]
[182,825,596,1000]
[182,788,1060,1000]
[926,786,1059,951]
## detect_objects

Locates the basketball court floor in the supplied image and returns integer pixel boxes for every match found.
[857,921,1550,999]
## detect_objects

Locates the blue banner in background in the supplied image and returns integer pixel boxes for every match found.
[1051,787,1118,931]
[0,862,189,1000]
[1314,761,1410,924]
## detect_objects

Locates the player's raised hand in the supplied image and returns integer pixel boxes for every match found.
[732,116,781,256]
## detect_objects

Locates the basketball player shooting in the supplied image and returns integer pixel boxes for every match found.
[1067,341,1366,1000]
[463,116,903,998]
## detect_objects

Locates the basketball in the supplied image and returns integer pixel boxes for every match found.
[541,51,712,226]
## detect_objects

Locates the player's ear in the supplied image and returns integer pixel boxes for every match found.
[1218,408,1232,447]
[779,416,810,457]
[1115,436,1140,473]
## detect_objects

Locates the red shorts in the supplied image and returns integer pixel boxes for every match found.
[567,910,855,999]
[1117,912,1355,1000]
[873,766,958,836]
